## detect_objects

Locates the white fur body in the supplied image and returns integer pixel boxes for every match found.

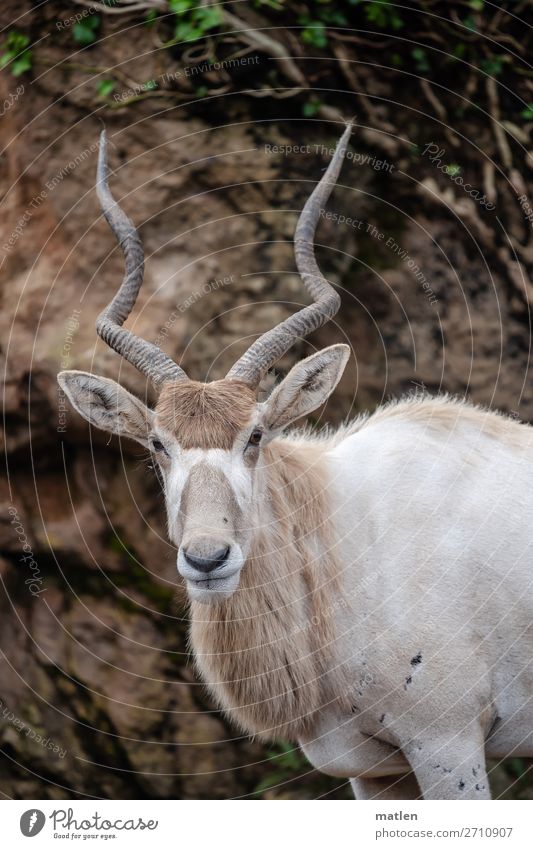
[290,397,533,797]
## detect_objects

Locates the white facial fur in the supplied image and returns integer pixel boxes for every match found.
[152,427,259,604]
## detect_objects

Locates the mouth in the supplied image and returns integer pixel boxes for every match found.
[189,574,229,588]
[185,571,241,603]
[177,547,243,602]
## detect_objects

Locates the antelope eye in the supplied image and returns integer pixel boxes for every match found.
[247,429,263,448]
[151,439,166,453]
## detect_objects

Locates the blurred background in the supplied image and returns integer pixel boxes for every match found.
[1,0,532,799]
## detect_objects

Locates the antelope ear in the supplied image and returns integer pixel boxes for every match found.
[262,344,350,432]
[57,370,154,446]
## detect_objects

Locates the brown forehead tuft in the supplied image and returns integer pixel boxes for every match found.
[155,379,257,449]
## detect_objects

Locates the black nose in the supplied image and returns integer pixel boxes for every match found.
[183,545,230,574]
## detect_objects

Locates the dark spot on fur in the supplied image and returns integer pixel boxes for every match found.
[458,780,465,790]
[404,675,412,689]
[410,652,422,666]
[379,714,386,724]
[475,783,485,791]
[351,704,360,714]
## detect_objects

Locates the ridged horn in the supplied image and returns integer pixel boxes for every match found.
[226,121,352,387]
[95,130,187,386]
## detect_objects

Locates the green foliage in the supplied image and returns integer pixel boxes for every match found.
[169,0,222,42]
[96,78,116,98]
[298,18,328,49]
[452,42,466,60]
[144,8,158,25]
[462,14,478,33]
[411,47,430,73]
[253,0,285,8]
[366,2,404,30]
[0,31,32,76]
[298,1,353,50]
[253,742,309,794]
[353,0,404,30]
[308,3,349,26]
[73,14,101,46]
[479,56,505,76]
[295,0,404,49]
[302,96,322,116]
[521,104,533,120]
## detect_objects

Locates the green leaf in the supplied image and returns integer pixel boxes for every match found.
[96,78,116,98]
[302,97,321,117]
[521,104,533,119]
[452,43,466,59]
[175,22,202,40]
[299,21,327,49]
[480,56,503,76]
[463,14,477,32]
[0,30,32,76]
[73,15,101,45]
[72,22,95,45]
[196,6,222,29]
[320,9,348,26]
[469,0,484,8]
[0,30,33,77]
[168,0,194,10]
[411,47,430,73]
[253,0,285,9]
[11,53,32,76]
[3,31,30,54]
[444,164,461,177]
[169,0,194,11]
[173,3,221,42]
[365,2,403,30]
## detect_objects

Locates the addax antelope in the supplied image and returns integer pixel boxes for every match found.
[58,124,533,799]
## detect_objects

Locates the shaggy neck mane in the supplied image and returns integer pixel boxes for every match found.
[189,438,342,741]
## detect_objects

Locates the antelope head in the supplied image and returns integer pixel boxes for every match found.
[58,126,352,603]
